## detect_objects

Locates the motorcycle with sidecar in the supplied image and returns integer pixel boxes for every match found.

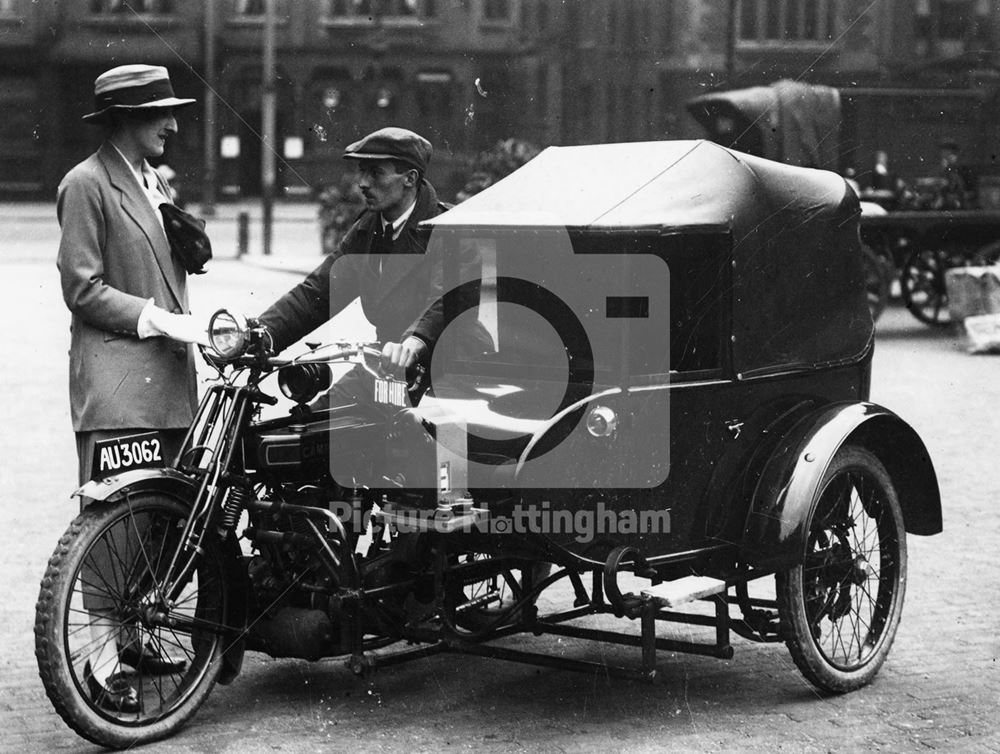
[35,140,941,749]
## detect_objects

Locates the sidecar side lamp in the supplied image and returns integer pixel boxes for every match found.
[586,406,617,437]
[208,310,248,361]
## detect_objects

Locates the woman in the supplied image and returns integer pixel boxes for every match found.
[57,63,206,711]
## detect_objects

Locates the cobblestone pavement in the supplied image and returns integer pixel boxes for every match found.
[1,207,997,752]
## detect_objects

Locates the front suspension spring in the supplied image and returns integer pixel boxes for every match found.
[218,483,251,536]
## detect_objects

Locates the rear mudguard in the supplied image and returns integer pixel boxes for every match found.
[740,401,941,571]
[74,467,249,685]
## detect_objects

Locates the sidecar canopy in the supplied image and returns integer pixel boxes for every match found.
[425,139,872,379]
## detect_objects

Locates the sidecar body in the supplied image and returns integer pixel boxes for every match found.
[367,140,943,689]
[417,139,940,564]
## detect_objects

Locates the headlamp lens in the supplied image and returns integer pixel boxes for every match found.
[208,310,248,361]
[278,363,332,404]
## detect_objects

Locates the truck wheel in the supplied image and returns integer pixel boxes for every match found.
[35,495,229,749]
[901,247,952,326]
[861,243,890,322]
[776,445,907,693]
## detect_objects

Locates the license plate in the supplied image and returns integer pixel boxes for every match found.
[373,377,408,407]
[91,431,166,479]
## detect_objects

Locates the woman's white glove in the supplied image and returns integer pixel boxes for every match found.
[138,301,210,346]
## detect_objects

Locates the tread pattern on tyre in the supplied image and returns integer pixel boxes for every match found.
[776,446,907,694]
[34,498,227,749]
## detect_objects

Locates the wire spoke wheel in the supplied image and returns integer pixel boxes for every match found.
[446,554,551,634]
[861,243,890,322]
[777,446,907,693]
[900,246,965,326]
[35,495,230,749]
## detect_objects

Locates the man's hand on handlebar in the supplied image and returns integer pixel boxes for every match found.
[380,336,427,377]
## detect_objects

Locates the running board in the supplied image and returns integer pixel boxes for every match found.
[641,576,727,608]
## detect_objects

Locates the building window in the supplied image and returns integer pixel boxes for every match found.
[383,0,419,16]
[915,0,988,57]
[308,69,355,152]
[234,0,265,14]
[534,65,546,120]
[327,0,368,16]
[326,0,434,19]
[644,85,655,139]
[322,86,347,111]
[738,0,838,43]
[91,0,175,12]
[483,0,510,22]
[416,71,452,119]
[606,82,618,141]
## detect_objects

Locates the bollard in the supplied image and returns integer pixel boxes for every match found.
[237,211,249,257]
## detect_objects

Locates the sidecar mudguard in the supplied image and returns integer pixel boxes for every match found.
[74,467,249,685]
[740,401,941,571]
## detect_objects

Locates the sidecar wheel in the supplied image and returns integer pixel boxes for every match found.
[776,446,907,693]
[35,494,230,749]
[448,555,551,633]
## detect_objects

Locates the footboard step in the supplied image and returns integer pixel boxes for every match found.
[376,504,489,534]
[641,576,727,608]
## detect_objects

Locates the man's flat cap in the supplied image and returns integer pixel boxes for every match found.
[343,127,432,173]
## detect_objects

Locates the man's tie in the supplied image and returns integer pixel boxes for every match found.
[373,221,393,274]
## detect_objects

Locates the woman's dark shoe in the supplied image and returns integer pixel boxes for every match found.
[83,661,140,713]
[118,641,187,675]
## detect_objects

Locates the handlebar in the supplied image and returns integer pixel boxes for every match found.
[204,308,424,393]
[266,342,384,372]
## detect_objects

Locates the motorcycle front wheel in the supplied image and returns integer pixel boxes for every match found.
[35,494,229,749]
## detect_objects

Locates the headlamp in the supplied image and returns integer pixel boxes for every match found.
[208,310,249,362]
[278,363,333,404]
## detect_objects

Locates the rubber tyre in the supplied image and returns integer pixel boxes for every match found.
[448,555,551,633]
[776,445,907,693]
[861,243,890,323]
[35,495,230,749]
[900,247,952,326]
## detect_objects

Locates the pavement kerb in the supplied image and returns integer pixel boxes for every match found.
[1,200,320,222]
[236,253,321,276]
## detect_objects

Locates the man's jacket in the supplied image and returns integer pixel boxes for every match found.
[260,179,445,355]
[57,142,197,432]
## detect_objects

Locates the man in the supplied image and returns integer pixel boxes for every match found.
[259,127,447,405]
[935,137,970,210]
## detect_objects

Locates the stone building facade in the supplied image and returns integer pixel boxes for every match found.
[1,0,997,201]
